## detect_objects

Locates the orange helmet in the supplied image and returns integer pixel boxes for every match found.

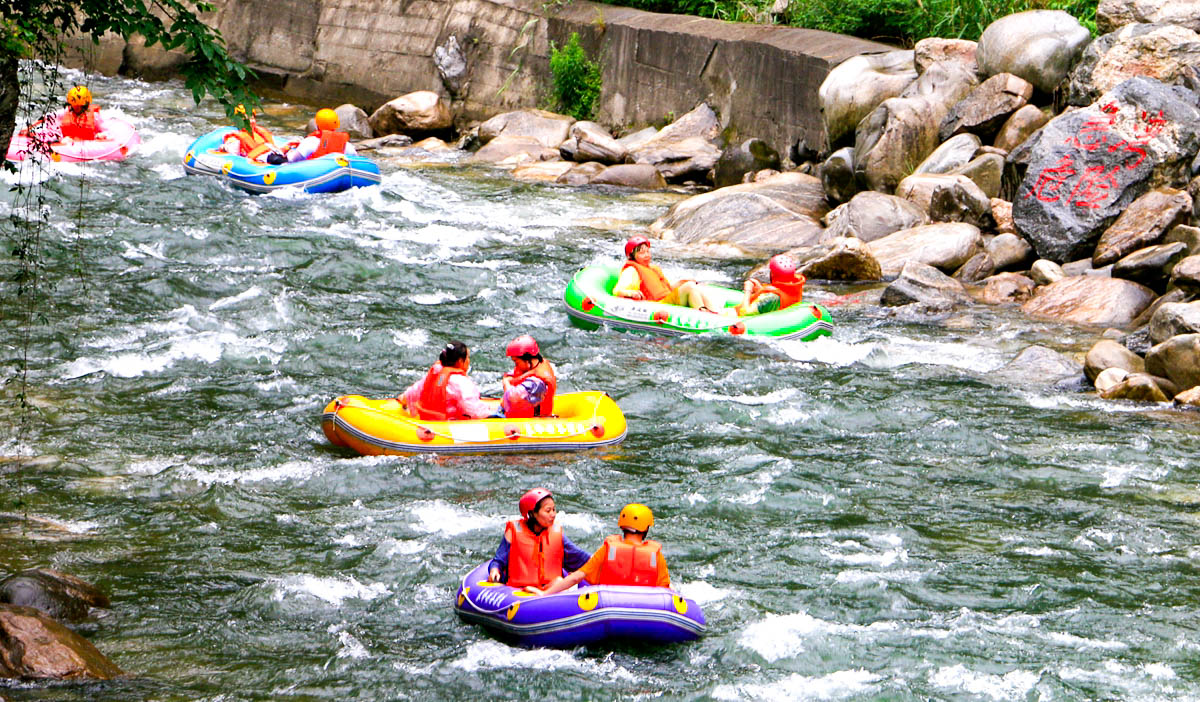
[66,86,91,109]
[315,108,340,131]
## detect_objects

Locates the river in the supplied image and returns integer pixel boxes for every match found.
[2,69,1200,701]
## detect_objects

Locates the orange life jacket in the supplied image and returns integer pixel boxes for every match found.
[596,535,663,587]
[308,129,350,158]
[502,360,557,418]
[410,363,465,421]
[738,276,805,316]
[622,261,673,302]
[227,121,276,160]
[505,519,564,588]
[60,106,100,141]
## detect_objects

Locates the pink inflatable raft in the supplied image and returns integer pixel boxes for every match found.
[5,111,140,163]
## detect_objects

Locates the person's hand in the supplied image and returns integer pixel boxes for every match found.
[522,585,544,595]
[624,291,644,300]
[488,568,502,582]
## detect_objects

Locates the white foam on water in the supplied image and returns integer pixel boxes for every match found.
[120,239,170,261]
[62,329,282,378]
[1013,546,1059,557]
[209,285,264,311]
[124,457,180,476]
[712,669,881,702]
[333,534,361,547]
[448,640,635,680]
[1042,630,1127,651]
[556,510,606,534]
[675,580,730,605]
[270,574,389,606]
[327,624,370,659]
[822,535,909,569]
[409,501,497,536]
[739,611,900,662]
[928,664,1040,701]
[152,163,185,180]
[178,460,323,485]
[834,568,923,585]
[691,388,798,405]
[255,377,299,393]
[391,329,430,348]
[686,493,709,506]
[410,292,461,305]
[474,316,504,328]
[57,519,102,534]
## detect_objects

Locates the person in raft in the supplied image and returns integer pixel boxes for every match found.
[55,86,109,144]
[285,108,357,162]
[734,254,807,316]
[221,104,285,164]
[614,236,729,314]
[494,334,557,419]
[527,503,670,596]
[397,341,492,421]
[487,488,591,587]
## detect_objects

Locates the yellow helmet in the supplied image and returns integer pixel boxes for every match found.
[617,503,654,532]
[66,85,91,108]
[315,108,340,131]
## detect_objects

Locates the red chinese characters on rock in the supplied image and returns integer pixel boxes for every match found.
[1025,102,1168,209]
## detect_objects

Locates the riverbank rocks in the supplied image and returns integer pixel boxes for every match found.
[1099,372,1171,401]
[1085,338,1146,380]
[467,135,558,165]
[367,91,452,137]
[997,345,1085,387]
[868,222,984,277]
[0,604,122,680]
[628,103,722,182]
[1092,187,1193,265]
[589,164,667,189]
[994,105,1052,152]
[1112,241,1189,289]
[820,147,857,204]
[977,11,1092,93]
[914,38,978,75]
[881,261,972,308]
[1148,301,1200,343]
[1170,255,1200,294]
[714,139,781,188]
[321,104,371,139]
[939,73,1034,142]
[797,236,882,281]
[1145,333,1200,389]
[559,121,627,165]
[1098,0,1200,34]
[824,191,928,242]
[0,570,109,623]
[819,50,917,148]
[1067,23,1200,107]
[1012,77,1200,263]
[478,109,573,148]
[972,272,1036,304]
[1021,276,1157,327]
[650,172,829,254]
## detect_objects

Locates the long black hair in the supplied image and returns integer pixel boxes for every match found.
[439,340,469,367]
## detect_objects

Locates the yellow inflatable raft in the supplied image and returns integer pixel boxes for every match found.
[320,391,627,455]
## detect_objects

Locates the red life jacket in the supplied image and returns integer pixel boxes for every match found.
[60,106,100,141]
[227,121,276,160]
[410,363,465,421]
[308,129,350,158]
[502,360,557,418]
[505,519,564,588]
[621,261,673,302]
[596,535,663,587]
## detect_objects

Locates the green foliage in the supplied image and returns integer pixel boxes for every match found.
[549,32,602,121]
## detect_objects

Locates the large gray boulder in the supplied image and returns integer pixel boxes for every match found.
[1067,23,1200,107]
[478,109,574,148]
[650,172,830,255]
[589,164,667,189]
[819,51,917,148]
[977,11,1093,93]
[868,222,984,277]
[824,191,929,243]
[797,236,883,281]
[560,121,627,165]
[914,38,978,75]
[914,133,981,175]
[1021,276,1157,327]
[1011,78,1200,263]
[628,103,722,182]
[1084,338,1146,381]
[1148,301,1200,343]
[466,135,559,165]
[1098,0,1200,34]
[880,260,972,307]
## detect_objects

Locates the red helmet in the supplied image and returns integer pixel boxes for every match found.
[506,334,539,358]
[769,254,799,282]
[518,488,552,519]
[624,236,651,258]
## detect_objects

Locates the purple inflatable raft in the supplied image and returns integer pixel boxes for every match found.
[454,562,706,648]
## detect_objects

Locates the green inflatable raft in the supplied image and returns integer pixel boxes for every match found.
[563,264,834,340]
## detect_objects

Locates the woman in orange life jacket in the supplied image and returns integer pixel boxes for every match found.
[613,236,730,314]
[397,341,493,421]
[221,104,285,164]
[528,503,671,596]
[492,334,557,419]
[487,488,591,588]
[286,108,358,163]
[734,254,807,316]
[56,86,108,144]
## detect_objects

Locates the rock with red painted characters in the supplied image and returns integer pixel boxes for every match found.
[1011,77,1200,263]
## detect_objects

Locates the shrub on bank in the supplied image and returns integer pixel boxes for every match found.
[549,32,603,121]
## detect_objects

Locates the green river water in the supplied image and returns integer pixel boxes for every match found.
[3,70,1200,701]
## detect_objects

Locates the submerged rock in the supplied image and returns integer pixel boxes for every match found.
[0,604,122,680]
[0,569,109,623]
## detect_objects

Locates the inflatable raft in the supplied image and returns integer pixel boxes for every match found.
[454,562,706,648]
[321,391,626,455]
[6,113,139,162]
[182,127,381,194]
[563,263,834,340]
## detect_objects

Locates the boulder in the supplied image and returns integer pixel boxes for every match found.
[1084,338,1146,381]
[880,260,973,307]
[434,35,467,96]
[973,271,1036,304]
[1011,78,1200,263]
[986,232,1034,270]
[561,121,627,165]
[994,105,1053,153]
[996,345,1085,387]
[466,135,559,165]
[1098,0,1200,33]
[854,61,979,193]
[1145,333,1200,389]
[951,153,1005,199]
[914,133,982,175]
[824,191,928,243]
[556,161,607,186]
[1099,372,1171,402]
[628,104,722,182]
[1067,23,1200,107]
[588,164,667,189]
[820,147,857,204]
[714,139,781,189]
[1030,259,1066,285]
[1169,254,1200,294]
[1164,224,1200,254]
[1092,187,1193,265]
[819,51,918,148]
[616,127,659,152]
[991,198,1017,236]
[977,11,1093,93]
[0,604,122,679]
[354,133,413,151]
[1111,241,1189,288]
[1095,366,1131,392]
[940,73,1034,142]
[1021,276,1157,327]
[914,38,978,75]
[478,109,573,148]
[512,160,576,182]
[367,91,452,136]
[1176,385,1200,406]
[649,172,830,254]
[1148,301,1200,343]
[868,222,984,277]
[952,252,994,283]
[798,237,882,281]
[1131,287,1190,328]
[929,176,993,227]
[0,570,109,623]
[329,104,372,139]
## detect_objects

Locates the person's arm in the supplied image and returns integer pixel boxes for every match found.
[450,375,494,419]
[657,555,671,589]
[344,142,357,156]
[527,542,605,595]
[488,531,512,582]
[613,266,644,299]
[561,535,592,574]
[287,135,319,162]
[397,375,424,415]
[530,569,585,596]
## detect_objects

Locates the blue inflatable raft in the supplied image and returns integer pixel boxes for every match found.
[454,561,706,648]
[182,127,381,194]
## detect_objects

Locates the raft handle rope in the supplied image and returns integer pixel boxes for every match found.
[582,294,736,332]
[332,393,608,443]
